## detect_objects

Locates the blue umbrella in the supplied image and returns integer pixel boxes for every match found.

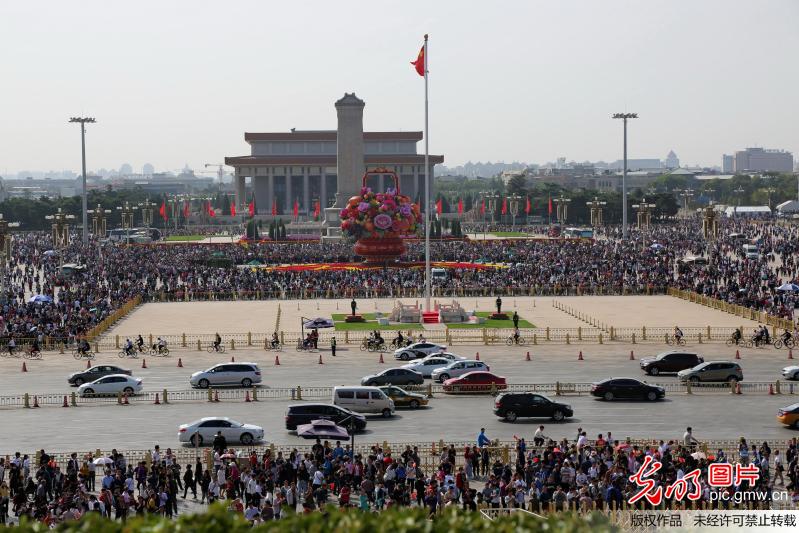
[777,283,799,292]
[303,317,334,329]
[28,295,53,304]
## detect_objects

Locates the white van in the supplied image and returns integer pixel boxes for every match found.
[431,268,447,281]
[333,386,395,418]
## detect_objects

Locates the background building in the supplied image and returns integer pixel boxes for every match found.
[722,154,735,173]
[732,148,793,173]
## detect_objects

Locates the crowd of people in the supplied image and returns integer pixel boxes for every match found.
[3,428,799,526]
[0,219,796,349]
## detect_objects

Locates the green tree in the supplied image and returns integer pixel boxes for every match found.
[506,173,528,196]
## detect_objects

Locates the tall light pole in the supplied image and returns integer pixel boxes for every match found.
[612,113,638,239]
[553,195,572,224]
[586,197,607,227]
[69,117,96,244]
[45,208,75,249]
[507,194,522,230]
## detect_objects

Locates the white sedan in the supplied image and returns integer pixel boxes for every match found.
[402,354,466,377]
[393,342,447,361]
[77,374,143,397]
[178,417,265,446]
[783,366,799,380]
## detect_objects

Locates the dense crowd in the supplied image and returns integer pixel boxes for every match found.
[3,428,799,526]
[0,220,796,346]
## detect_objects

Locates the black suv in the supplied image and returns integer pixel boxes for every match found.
[285,404,367,432]
[640,351,703,376]
[493,392,573,422]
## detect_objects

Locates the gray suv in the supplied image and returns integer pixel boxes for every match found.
[678,361,743,383]
[190,363,262,388]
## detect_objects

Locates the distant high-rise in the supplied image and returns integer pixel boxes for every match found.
[119,163,133,176]
[664,150,679,169]
[733,148,793,173]
[142,163,155,176]
[722,154,735,173]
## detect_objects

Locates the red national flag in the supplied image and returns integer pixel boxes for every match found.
[501,198,507,215]
[159,201,167,221]
[313,200,320,219]
[525,197,531,214]
[411,42,425,77]
[480,199,486,215]
[249,200,255,217]
[183,201,190,218]
[435,198,443,215]
[271,199,277,216]
[230,202,236,217]
[207,201,215,217]
[457,198,463,215]
[293,199,299,219]
[548,196,553,215]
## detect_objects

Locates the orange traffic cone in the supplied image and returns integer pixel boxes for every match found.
[123,393,130,405]
[21,362,27,372]
[769,384,775,395]
[154,393,161,405]
[231,356,235,363]
[141,358,147,369]
[526,351,531,361]
[86,359,92,369]
[735,350,741,360]
[32,395,39,408]
[214,390,220,402]
[629,350,635,361]
[475,352,480,361]
[62,395,69,408]
[245,391,251,403]
[789,349,794,360]
[735,382,742,395]
[275,355,281,365]
[578,351,584,361]
[318,354,324,365]
[379,353,384,364]
[177,358,183,368]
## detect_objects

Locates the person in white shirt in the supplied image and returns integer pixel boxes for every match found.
[576,432,587,449]
[312,469,325,487]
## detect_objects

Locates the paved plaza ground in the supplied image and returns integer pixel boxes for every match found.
[108,295,763,338]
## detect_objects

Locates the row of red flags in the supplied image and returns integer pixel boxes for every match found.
[435,197,553,216]
[157,199,322,221]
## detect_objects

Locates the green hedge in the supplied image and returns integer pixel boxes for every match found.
[11,504,616,532]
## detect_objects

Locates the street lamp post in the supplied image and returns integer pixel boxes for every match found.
[0,215,21,265]
[116,202,139,245]
[586,197,607,227]
[676,188,694,214]
[734,187,745,207]
[702,204,719,240]
[45,208,75,249]
[483,192,499,240]
[553,195,572,224]
[69,117,96,244]
[612,113,638,239]
[87,204,111,238]
[765,187,776,209]
[507,194,522,230]
[140,199,155,228]
[632,198,656,251]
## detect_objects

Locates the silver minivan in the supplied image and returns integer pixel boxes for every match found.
[333,386,395,418]
[190,362,262,388]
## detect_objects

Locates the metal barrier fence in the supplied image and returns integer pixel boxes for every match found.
[4,380,795,410]
[669,287,795,332]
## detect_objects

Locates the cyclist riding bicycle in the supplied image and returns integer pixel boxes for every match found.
[156,337,167,354]
[302,333,314,349]
[393,332,404,347]
[373,331,384,347]
[213,333,222,352]
[674,326,684,342]
[731,328,742,345]
[512,327,521,344]
[124,338,134,356]
[30,338,41,355]
[136,335,145,352]
[270,332,280,349]
[78,339,90,356]
[781,330,792,343]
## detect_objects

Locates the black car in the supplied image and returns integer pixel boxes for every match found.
[591,378,665,401]
[284,403,367,432]
[361,368,424,386]
[640,351,704,375]
[493,392,573,422]
[67,365,132,386]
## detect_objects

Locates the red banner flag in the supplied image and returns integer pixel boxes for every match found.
[525,197,531,214]
[183,201,189,218]
[435,198,443,215]
[548,196,553,215]
[159,201,167,221]
[313,200,321,219]
[271,199,277,216]
[249,200,255,217]
[411,43,425,77]
[457,198,463,215]
[207,201,215,217]
[501,198,507,215]
[480,199,486,215]
[293,199,299,219]
[230,202,236,217]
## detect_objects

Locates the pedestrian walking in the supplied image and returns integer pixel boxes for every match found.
[331,336,336,357]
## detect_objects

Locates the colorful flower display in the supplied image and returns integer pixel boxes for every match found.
[339,186,421,240]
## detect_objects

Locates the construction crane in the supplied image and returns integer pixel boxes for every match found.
[204,164,228,185]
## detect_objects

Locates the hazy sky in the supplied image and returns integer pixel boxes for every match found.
[2,0,797,175]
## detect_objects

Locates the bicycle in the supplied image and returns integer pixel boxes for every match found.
[665,335,686,346]
[505,335,527,346]
[206,344,226,354]
[725,336,742,347]
[149,346,170,356]
[1,349,21,358]
[72,349,95,360]
[265,341,283,352]
[296,339,318,352]
[774,338,795,350]
[118,349,139,359]
[22,347,43,360]
[360,339,386,352]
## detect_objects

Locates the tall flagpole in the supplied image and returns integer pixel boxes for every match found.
[423,34,431,312]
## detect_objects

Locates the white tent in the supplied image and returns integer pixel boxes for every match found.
[776,200,799,215]
[723,206,771,218]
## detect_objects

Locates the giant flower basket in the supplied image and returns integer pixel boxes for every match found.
[340,168,421,263]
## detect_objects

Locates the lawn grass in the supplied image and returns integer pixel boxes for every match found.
[447,311,535,329]
[489,231,531,237]
[164,235,207,241]
[331,313,423,331]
